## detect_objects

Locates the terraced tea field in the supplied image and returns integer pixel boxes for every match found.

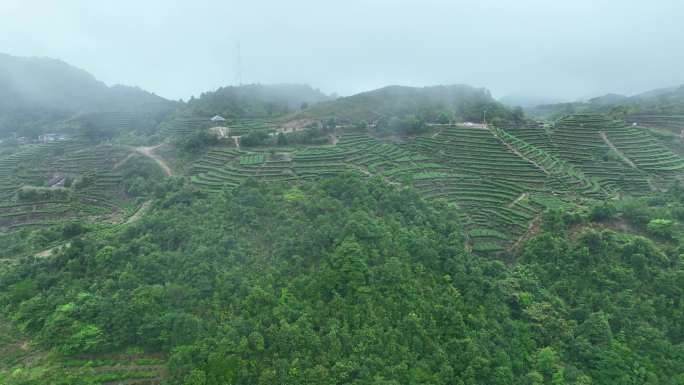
[56,354,166,384]
[509,114,684,194]
[0,321,167,385]
[0,141,146,231]
[161,117,211,136]
[227,118,279,136]
[187,131,565,253]
[5,114,680,255]
[625,114,684,132]
[189,115,684,253]
[162,117,278,137]
[405,125,606,251]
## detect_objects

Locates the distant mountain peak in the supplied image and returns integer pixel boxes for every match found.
[0,52,170,113]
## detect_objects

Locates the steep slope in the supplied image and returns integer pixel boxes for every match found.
[186,113,684,253]
[0,53,172,113]
[0,53,109,112]
[1,175,683,385]
[623,86,684,132]
[506,114,684,193]
[0,53,177,138]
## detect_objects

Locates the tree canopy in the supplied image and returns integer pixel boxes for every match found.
[1,175,683,385]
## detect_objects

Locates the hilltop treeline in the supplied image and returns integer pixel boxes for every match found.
[2,175,682,385]
[299,85,525,129]
[528,84,684,121]
[0,52,530,142]
[179,84,331,119]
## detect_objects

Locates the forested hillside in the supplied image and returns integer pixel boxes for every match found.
[1,175,683,384]
[2,53,684,385]
[4,0,684,382]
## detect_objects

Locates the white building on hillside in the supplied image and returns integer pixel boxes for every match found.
[210,115,226,123]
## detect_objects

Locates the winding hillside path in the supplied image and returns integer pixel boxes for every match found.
[125,200,152,224]
[113,152,135,170]
[132,144,173,176]
[495,134,551,175]
[507,192,529,208]
[600,131,637,169]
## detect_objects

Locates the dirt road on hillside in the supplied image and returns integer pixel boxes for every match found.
[133,144,173,176]
[599,131,637,169]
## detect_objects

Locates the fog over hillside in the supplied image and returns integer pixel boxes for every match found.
[2,0,683,101]
[0,53,169,113]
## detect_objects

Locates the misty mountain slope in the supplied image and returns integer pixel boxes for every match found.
[0,53,177,138]
[296,85,521,125]
[630,84,684,105]
[623,86,684,131]
[0,53,171,113]
[156,84,332,136]
[0,53,106,112]
[182,84,331,118]
[528,84,684,124]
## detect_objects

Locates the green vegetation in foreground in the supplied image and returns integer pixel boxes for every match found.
[1,174,683,385]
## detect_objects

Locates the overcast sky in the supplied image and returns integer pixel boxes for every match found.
[1,0,683,102]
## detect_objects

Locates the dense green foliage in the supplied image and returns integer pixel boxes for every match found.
[3,53,684,384]
[2,175,683,384]
[175,129,221,153]
[181,84,330,120]
[274,127,331,146]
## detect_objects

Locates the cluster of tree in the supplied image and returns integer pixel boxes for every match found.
[0,221,89,259]
[75,109,175,143]
[373,115,428,136]
[457,99,525,127]
[119,155,166,197]
[16,186,70,202]
[1,175,683,384]
[173,129,219,153]
[239,130,272,147]
[0,109,73,139]
[277,128,330,146]
[240,127,331,147]
[544,184,684,243]
[181,84,330,120]
[298,85,526,128]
